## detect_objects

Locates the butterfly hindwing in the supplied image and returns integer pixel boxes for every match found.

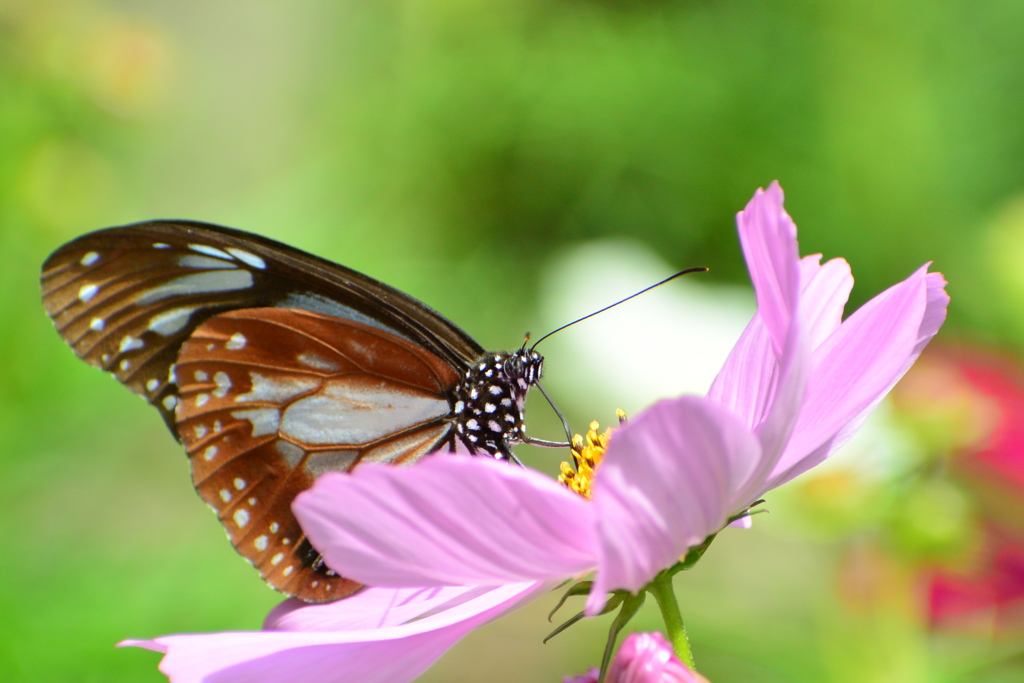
[175,308,460,601]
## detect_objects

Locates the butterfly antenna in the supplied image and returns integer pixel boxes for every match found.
[530,266,709,350]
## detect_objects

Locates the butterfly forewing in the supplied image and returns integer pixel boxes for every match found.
[40,221,483,435]
[175,307,461,601]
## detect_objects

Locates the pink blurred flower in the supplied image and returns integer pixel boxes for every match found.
[121,582,549,683]
[293,182,949,618]
[897,347,1024,631]
[928,529,1024,631]
[564,632,710,683]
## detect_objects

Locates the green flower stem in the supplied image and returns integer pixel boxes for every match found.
[649,572,695,670]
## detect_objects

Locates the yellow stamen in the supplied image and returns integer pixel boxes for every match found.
[559,416,621,499]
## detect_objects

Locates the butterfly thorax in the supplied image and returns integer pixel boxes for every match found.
[450,348,543,459]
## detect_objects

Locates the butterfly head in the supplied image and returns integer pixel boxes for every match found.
[503,347,544,390]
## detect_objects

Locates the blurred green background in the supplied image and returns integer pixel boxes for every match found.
[3,0,1024,680]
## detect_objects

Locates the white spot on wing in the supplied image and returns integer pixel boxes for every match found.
[195,370,208,382]
[283,566,294,576]
[119,336,144,353]
[194,424,208,438]
[78,284,98,303]
[271,552,284,565]
[90,317,105,331]
[236,373,317,403]
[136,270,254,305]
[178,254,236,270]
[162,395,177,411]
[227,248,266,269]
[233,509,250,528]
[234,477,246,490]
[189,243,234,261]
[213,371,232,398]
[153,242,170,249]
[232,408,280,437]
[203,445,218,461]
[119,359,131,371]
[196,393,209,407]
[219,489,232,503]
[226,333,247,350]
[269,522,280,533]
[146,379,159,392]
[148,307,197,336]
[81,252,99,266]
[254,535,268,551]
[297,353,339,372]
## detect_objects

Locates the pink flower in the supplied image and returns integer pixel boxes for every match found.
[293,182,949,615]
[927,529,1024,631]
[120,582,549,682]
[564,632,709,683]
[122,183,949,682]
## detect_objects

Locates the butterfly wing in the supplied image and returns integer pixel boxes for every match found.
[40,220,484,435]
[40,221,484,601]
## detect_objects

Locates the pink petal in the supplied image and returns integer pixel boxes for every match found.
[706,314,777,433]
[799,255,853,349]
[736,181,801,356]
[294,456,598,587]
[586,397,761,614]
[709,183,808,484]
[121,582,545,683]
[748,297,808,491]
[767,265,948,489]
[264,585,502,632]
[709,182,803,430]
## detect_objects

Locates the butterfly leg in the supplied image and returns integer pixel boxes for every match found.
[520,434,570,449]
[496,441,525,467]
[533,380,573,445]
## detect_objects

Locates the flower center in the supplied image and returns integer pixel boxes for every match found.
[558,410,624,498]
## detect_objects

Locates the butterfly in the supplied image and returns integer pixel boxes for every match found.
[40,221,559,603]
